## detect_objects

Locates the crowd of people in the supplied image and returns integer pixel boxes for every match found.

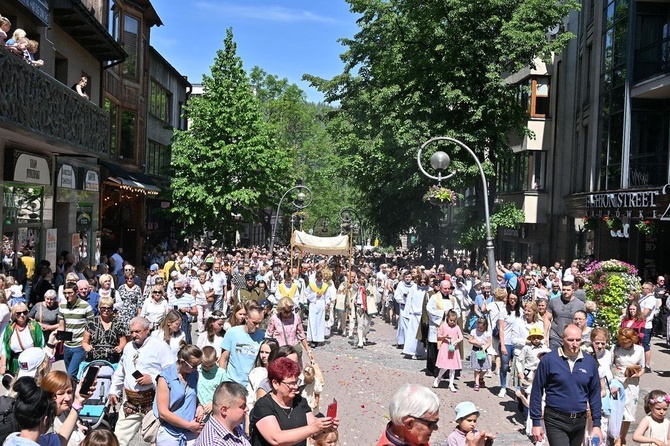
[0,242,667,445]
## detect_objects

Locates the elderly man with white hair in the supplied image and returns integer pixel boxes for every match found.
[377,383,490,446]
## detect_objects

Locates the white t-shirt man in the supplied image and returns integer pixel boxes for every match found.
[640,291,657,330]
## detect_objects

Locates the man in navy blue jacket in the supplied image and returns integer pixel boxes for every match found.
[530,324,602,445]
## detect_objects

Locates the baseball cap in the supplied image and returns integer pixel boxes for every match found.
[454,401,479,421]
[17,347,47,378]
[259,299,272,308]
[150,264,159,271]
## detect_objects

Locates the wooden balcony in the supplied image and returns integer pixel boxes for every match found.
[0,47,109,154]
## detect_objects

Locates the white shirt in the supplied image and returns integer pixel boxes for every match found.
[110,336,174,395]
[639,293,657,329]
[209,271,227,295]
[140,298,169,327]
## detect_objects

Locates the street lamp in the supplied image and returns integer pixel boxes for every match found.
[417,136,497,289]
[339,207,362,247]
[269,185,313,255]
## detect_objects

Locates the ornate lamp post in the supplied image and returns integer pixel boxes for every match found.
[417,136,497,289]
[339,207,362,248]
[269,185,313,255]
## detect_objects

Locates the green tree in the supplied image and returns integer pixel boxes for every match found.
[250,68,355,241]
[304,0,578,249]
[170,29,292,238]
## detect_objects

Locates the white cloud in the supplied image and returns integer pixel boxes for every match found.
[195,2,341,24]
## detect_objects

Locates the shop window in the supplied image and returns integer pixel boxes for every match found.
[120,109,136,160]
[149,80,171,123]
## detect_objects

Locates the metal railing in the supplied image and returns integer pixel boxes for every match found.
[0,47,109,154]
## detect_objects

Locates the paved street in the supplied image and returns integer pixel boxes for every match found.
[46,316,670,446]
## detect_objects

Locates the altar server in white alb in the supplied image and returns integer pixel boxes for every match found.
[403,272,430,359]
[305,270,333,348]
[394,270,415,348]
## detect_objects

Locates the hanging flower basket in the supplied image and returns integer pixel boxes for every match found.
[422,185,456,206]
[583,215,598,231]
[603,216,623,231]
[636,219,658,236]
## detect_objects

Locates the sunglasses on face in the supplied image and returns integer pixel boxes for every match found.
[99,307,113,312]
[15,311,27,316]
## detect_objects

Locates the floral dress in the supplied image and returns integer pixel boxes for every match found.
[117,284,143,334]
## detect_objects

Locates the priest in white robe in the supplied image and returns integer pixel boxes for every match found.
[402,274,430,358]
[305,270,332,347]
[393,271,415,347]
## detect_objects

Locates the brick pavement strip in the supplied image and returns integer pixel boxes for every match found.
[110,319,670,445]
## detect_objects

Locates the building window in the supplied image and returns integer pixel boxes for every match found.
[122,14,139,79]
[105,99,118,158]
[599,0,628,190]
[149,80,170,123]
[147,140,171,178]
[497,151,546,193]
[120,109,136,160]
[517,77,550,118]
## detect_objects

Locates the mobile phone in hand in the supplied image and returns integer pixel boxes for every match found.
[80,366,100,395]
[327,399,337,418]
[56,331,73,341]
[132,370,143,379]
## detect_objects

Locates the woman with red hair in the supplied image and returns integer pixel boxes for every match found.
[250,357,338,446]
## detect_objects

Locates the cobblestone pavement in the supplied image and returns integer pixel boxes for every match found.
[88,316,670,445]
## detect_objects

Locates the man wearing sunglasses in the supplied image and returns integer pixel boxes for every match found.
[377,384,441,446]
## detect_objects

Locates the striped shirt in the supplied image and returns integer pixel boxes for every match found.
[57,298,94,347]
[194,416,250,446]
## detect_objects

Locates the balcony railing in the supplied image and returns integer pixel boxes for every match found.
[634,36,670,83]
[0,48,109,154]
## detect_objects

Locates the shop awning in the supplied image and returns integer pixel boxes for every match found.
[99,160,161,195]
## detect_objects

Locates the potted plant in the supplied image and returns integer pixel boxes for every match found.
[583,215,598,231]
[602,216,623,231]
[635,219,658,236]
[422,185,457,206]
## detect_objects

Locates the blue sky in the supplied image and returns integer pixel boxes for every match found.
[151,1,360,103]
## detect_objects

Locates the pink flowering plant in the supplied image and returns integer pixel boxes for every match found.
[602,216,623,231]
[584,259,640,334]
[635,220,657,236]
[422,185,457,206]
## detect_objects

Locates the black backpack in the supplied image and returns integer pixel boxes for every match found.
[0,395,19,444]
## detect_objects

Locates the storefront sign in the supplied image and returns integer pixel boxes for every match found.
[46,229,57,268]
[85,171,99,192]
[573,185,670,221]
[586,190,660,209]
[57,164,76,189]
[17,0,49,26]
[13,153,50,185]
[77,203,93,227]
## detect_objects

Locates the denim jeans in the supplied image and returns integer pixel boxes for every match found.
[498,344,515,389]
[63,345,86,381]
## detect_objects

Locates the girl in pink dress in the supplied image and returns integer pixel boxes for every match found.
[434,309,463,392]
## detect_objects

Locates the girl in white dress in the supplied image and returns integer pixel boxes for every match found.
[633,390,670,446]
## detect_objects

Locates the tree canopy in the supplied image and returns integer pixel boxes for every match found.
[304,0,578,248]
[170,29,292,238]
[250,68,355,241]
